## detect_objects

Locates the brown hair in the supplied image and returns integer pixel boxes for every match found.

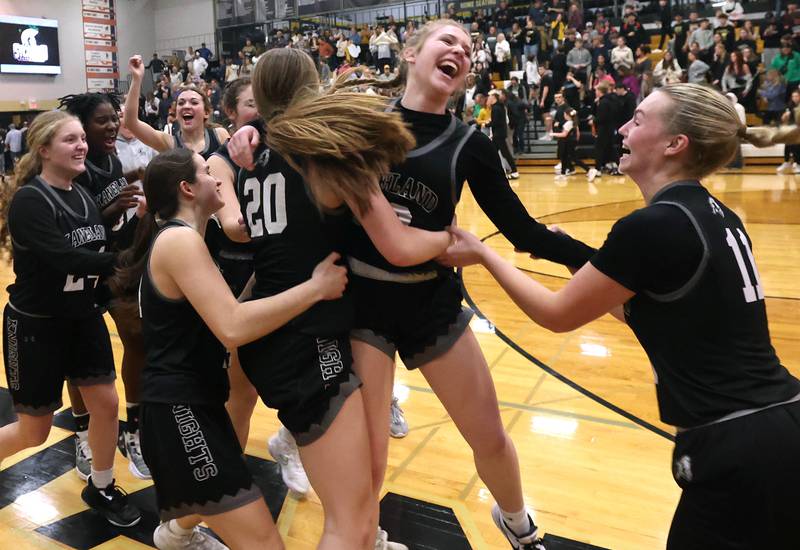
[251,48,415,214]
[108,148,198,302]
[0,111,79,259]
[657,84,744,178]
[222,77,252,120]
[176,85,212,116]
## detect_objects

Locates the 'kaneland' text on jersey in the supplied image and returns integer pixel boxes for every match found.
[66,224,107,248]
[380,172,439,213]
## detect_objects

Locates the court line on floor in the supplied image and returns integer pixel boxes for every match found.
[459,267,675,442]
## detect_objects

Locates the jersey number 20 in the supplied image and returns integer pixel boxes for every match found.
[243,173,288,237]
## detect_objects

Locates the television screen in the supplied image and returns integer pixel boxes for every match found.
[0,15,61,75]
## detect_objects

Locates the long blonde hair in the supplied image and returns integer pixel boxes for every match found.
[0,111,80,258]
[658,84,745,178]
[252,48,415,214]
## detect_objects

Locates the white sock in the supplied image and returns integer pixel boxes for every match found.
[279,426,296,447]
[500,506,533,536]
[167,519,194,536]
[90,467,113,489]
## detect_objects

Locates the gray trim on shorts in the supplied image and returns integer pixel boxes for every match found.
[350,329,396,359]
[159,484,263,522]
[14,401,62,416]
[293,372,362,447]
[68,372,117,387]
[403,306,474,369]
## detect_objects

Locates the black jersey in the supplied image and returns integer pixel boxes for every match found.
[346,101,596,273]
[208,141,254,262]
[139,220,229,405]
[7,177,115,319]
[75,153,137,249]
[236,144,352,334]
[174,127,222,160]
[591,182,800,428]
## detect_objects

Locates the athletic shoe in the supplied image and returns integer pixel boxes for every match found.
[553,163,561,172]
[153,522,229,549]
[389,397,409,439]
[81,477,142,527]
[777,161,793,174]
[491,504,546,550]
[119,430,151,480]
[508,172,520,180]
[375,527,408,550]
[587,168,599,182]
[562,169,574,176]
[75,435,92,481]
[268,431,310,496]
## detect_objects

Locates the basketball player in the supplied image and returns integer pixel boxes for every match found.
[117,148,348,549]
[59,92,151,480]
[217,47,455,549]
[228,21,595,550]
[440,84,800,550]
[0,111,141,527]
[124,55,230,159]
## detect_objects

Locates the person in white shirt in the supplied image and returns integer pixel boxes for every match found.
[611,36,634,72]
[191,51,208,79]
[495,33,512,79]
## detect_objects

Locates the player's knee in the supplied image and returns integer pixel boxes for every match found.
[88,385,120,418]
[24,419,52,447]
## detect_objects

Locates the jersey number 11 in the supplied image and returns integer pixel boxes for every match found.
[725,227,764,303]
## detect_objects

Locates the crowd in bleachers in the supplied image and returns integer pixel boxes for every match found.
[134,0,800,175]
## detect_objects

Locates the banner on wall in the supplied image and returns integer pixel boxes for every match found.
[82,0,118,92]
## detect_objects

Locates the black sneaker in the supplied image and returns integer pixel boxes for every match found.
[81,477,142,527]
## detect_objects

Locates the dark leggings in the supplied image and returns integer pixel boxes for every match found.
[558,138,590,173]
[492,135,517,172]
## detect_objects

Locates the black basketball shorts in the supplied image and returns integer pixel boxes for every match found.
[140,402,262,521]
[237,328,361,446]
[3,305,116,415]
[349,272,473,370]
[667,400,800,550]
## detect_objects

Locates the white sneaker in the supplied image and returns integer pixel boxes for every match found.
[491,504,545,550]
[777,161,793,174]
[563,169,574,176]
[553,163,561,172]
[389,397,409,438]
[587,168,599,182]
[153,522,229,549]
[508,172,520,180]
[122,430,151,480]
[375,527,408,550]
[268,429,310,496]
[75,435,92,481]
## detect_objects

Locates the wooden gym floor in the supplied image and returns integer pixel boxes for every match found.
[0,167,797,549]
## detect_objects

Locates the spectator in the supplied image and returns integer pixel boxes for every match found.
[509,21,523,70]
[653,50,682,86]
[145,53,166,82]
[689,19,714,58]
[241,38,256,58]
[687,50,711,84]
[759,69,787,125]
[761,14,784,69]
[611,36,634,73]
[714,13,736,53]
[776,90,800,173]
[566,37,591,85]
[197,42,213,62]
[621,13,646,53]
[721,0,744,23]
[721,50,752,103]
[657,0,672,50]
[191,50,208,80]
[523,17,541,61]
[671,13,689,67]
[771,43,800,102]
[495,33,512,79]
[4,123,22,171]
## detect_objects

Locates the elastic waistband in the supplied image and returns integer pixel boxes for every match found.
[676,391,800,433]
[347,257,438,284]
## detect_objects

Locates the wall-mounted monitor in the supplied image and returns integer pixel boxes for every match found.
[0,15,61,75]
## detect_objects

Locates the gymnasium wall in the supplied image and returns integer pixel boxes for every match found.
[0,0,156,112]
[153,0,215,60]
